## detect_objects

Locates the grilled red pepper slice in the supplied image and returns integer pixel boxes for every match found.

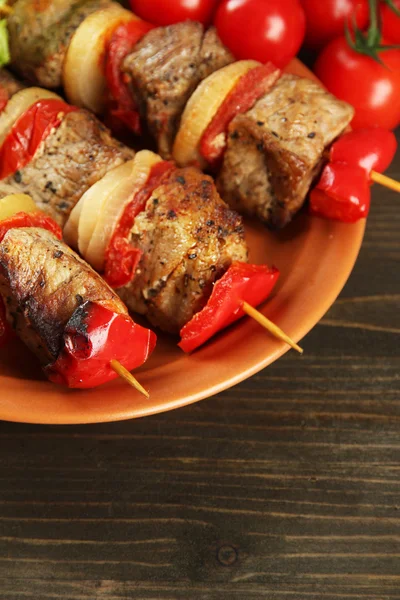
[45,301,156,389]
[104,160,175,288]
[330,128,397,179]
[105,19,154,134]
[0,99,77,180]
[200,63,281,168]
[0,211,62,243]
[179,262,279,353]
[310,162,370,222]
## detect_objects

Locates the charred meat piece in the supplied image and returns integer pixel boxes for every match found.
[117,167,247,333]
[123,21,234,158]
[0,69,25,104]
[217,74,354,229]
[0,227,126,365]
[3,109,135,226]
[8,0,111,88]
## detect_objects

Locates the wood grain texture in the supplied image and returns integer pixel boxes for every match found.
[0,137,399,599]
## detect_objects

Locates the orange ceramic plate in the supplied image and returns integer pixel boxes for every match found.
[0,60,365,424]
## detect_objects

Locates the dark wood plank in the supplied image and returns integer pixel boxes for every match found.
[0,138,399,599]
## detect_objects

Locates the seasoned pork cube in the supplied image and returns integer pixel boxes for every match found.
[123,22,234,158]
[0,227,126,365]
[217,74,354,229]
[3,109,134,226]
[117,167,247,333]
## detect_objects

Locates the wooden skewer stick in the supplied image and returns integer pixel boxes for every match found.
[110,359,149,398]
[242,301,303,354]
[371,170,400,194]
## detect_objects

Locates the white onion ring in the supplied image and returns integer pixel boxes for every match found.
[173,60,260,169]
[63,5,135,114]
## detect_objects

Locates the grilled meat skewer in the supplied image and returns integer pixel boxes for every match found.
[0,189,156,387]
[0,73,249,335]
[216,74,354,228]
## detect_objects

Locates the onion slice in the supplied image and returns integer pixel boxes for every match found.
[0,194,37,220]
[0,88,61,146]
[65,150,162,272]
[63,5,135,114]
[173,60,260,169]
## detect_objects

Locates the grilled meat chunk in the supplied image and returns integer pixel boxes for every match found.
[217,74,354,229]
[0,227,126,365]
[8,0,110,88]
[123,22,234,158]
[3,109,134,226]
[0,69,25,103]
[117,167,247,333]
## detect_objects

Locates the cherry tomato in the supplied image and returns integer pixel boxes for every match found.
[214,0,306,69]
[381,0,400,43]
[300,0,369,49]
[314,36,400,130]
[129,0,218,26]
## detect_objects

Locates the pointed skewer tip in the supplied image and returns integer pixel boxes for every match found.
[371,170,400,194]
[242,301,303,354]
[110,359,149,398]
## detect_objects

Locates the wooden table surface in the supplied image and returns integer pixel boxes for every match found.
[1,139,399,600]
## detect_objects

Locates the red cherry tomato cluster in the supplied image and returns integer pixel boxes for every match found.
[312,0,400,130]
[129,0,306,68]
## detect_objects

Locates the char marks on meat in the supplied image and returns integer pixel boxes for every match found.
[8,0,111,88]
[117,167,247,333]
[3,109,134,227]
[0,227,126,365]
[123,22,234,158]
[217,74,355,229]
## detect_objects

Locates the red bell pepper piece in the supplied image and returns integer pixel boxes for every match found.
[44,301,156,389]
[0,211,62,243]
[310,162,370,223]
[330,128,397,179]
[105,19,154,134]
[0,99,77,180]
[104,160,175,288]
[200,63,281,168]
[179,262,279,353]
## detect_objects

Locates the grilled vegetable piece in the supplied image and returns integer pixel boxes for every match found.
[2,109,135,226]
[0,226,127,366]
[217,74,354,229]
[8,0,111,88]
[122,21,234,158]
[117,167,248,333]
[0,69,24,109]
